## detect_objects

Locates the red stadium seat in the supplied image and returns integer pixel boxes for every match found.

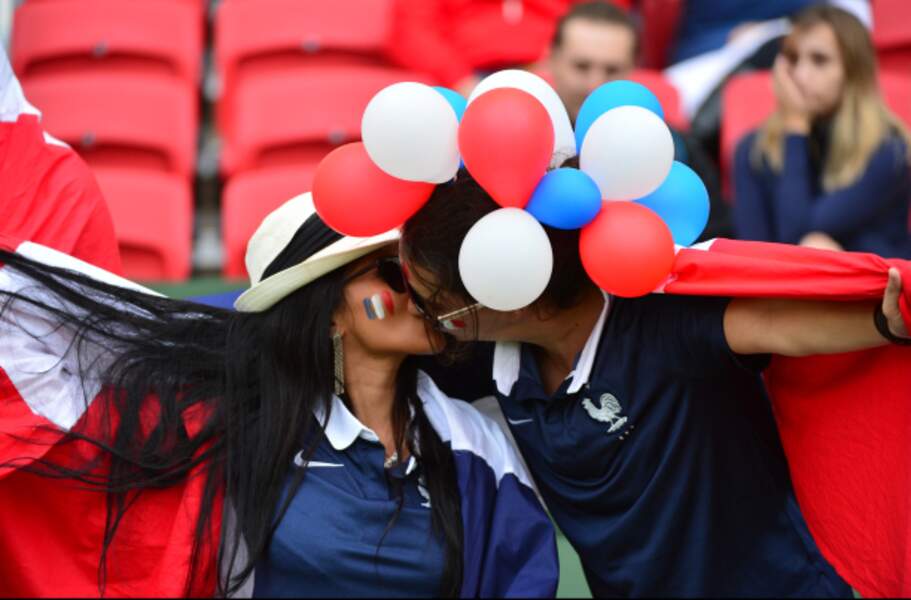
[222,165,318,278]
[11,0,203,87]
[627,69,689,131]
[214,0,393,134]
[93,167,193,281]
[872,0,911,74]
[879,72,911,234]
[221,64,430,175]
[720,70,776,199]
[24,72,198,178]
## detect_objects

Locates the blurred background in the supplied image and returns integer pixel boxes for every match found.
[2,1,910,594]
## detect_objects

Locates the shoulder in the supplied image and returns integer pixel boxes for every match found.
[734,130,760,167]
[874,131,910,166]
[417,371,534,489]
[609,293,729,329]
[607,294,738,370]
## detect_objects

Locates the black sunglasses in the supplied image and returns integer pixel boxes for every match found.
[344,256,407,294]
[397,258,483,331]
[346,256,479,331]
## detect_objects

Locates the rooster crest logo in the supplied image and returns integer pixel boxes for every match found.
[582,393,628,433]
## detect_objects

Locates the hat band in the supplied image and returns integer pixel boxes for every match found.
[261,213,343,280]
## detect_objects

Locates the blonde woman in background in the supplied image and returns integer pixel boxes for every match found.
[733,4,911,258]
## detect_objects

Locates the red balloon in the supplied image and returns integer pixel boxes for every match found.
[312,142,434,236]
[579,202,675,297]
[459,88,554,209]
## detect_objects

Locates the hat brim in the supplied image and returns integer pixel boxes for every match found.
[234,230,400,312]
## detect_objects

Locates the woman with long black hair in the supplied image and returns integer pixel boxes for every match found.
[0,193,557,597]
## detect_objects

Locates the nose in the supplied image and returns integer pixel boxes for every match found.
[586,72,607,94]
[791,58,812,91]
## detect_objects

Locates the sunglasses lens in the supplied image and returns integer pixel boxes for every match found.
[377,260,406,294]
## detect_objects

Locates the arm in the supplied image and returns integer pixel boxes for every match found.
[732,133,775,241]
[725,268,908,356]
[386,0,475,87]
[774,136,907,243]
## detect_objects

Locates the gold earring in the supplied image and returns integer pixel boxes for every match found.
[332,332,345,396]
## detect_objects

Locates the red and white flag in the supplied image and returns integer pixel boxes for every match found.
[666,238,911,598]
[0,239,218,597]
[2,237,909,596]
[0,47,121,274]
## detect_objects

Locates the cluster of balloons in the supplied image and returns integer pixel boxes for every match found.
[312,70,710,309]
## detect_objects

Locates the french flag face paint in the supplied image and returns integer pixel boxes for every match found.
[363,290,395,320]
[440,318,467,331]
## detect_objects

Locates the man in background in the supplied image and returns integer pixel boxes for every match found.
[547,1,729,239]
[388,0,636,97]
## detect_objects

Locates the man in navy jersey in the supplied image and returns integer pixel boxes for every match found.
[402,172,908,597]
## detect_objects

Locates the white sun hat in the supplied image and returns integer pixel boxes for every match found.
[233,192,399,312]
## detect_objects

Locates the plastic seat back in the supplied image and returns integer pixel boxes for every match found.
[12,0,202,87]
[221,64,429,175]
[24,72,198,178]
[94,167,193,281]
[221,165,318,278]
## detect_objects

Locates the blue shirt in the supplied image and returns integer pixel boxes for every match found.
[251,376,559,598]
[492,293,852,597]
[253,394,446,598]
[733,131,911,258]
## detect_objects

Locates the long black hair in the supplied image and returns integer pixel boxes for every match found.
[0,237,463,596]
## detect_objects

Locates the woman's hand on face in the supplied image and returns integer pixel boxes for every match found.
[773,55,811,134]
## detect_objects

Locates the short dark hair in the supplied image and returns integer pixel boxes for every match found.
[551,1,640,58]
[402,163,593,318]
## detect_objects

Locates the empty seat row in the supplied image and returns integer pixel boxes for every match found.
[12,0,204,88]
[12,0,204,281]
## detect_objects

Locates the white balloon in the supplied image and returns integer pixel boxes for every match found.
[362,82,460,183]
[580,105,674,200]
[458,208,553,311]
[468,69,576,167]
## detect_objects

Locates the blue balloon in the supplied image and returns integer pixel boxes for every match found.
[433,86,467,121]
[634,161,709,246]
[526,168,602,230]
[574,80,665,152]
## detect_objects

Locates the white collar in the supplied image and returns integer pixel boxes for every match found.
[312,395,419,474]
[313,394,381,450]
[492,292,611,396]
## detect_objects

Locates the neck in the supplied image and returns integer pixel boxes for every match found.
[341,341,404,454]
[520,285,605,395]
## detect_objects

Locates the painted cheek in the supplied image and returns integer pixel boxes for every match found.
[441,318,467,331]
[363,291,396,320]
[380,290,395,316]
[363,297,378,320]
